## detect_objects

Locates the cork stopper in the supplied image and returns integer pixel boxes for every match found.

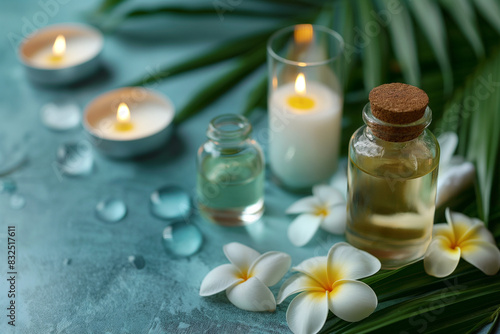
[368,83,429,142]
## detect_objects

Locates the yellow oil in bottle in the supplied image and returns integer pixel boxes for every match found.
[346,154,438,269]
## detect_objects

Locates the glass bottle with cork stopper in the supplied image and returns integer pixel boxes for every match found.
[346,83,440,269]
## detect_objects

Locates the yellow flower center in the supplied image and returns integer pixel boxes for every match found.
[314,206,329,217]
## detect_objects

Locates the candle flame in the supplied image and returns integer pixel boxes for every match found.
[52,35,66,57]
[117,102,131,123]
[295,73,306,95]
[294,24,313,44]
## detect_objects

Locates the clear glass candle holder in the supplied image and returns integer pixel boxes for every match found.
[267,24,344,192]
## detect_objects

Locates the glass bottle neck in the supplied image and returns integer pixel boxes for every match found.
[207,114,251,146]
[362,103,432,142]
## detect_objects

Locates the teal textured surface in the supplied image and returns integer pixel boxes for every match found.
[0,1,345,333]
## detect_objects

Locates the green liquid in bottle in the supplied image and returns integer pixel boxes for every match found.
[197,149,264,226]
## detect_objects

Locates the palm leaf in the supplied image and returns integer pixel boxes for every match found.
[122,5,294,20]
[127,29,276,87]
[407,0,453,94]
[380,0,420,86]
[355,0,384,91]
[174,46,266,124]
[333,0,356,89]
[472,0,500,34]
[440,0,485,58]
[443,49,500,222]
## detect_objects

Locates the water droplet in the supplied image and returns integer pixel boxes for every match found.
[63,258,72,266]
[162,222,202,257]
[41,101,81,131]
[0,178,16,193]
[57,141,93,176]
[0,137,27,175]
[150,186,191,220]
[128,255,146,269]
[10,194,25,210]
[96,198,127,223]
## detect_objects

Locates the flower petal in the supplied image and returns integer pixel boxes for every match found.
[460,240,500,275]
[436,161,475,207]
[467,219,496,244]
[248,251,291,287]
[286,291,329,334]
[223,242,260,273]
[432,223,454,240]
[438,132,458,169]
[328,280,377,322]
[293,256,329,289]
[226,277,276,312]
[424,236,461,278]
[313,185,345,206]
[446,208,475,244]
[199,264,244,296]
[286,196,320,214]
[277,273,324,304]
[327,242,381,281]
[320,204,346,235]
[288,214,322,247]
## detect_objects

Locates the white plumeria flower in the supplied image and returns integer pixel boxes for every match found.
[199,242,291,312]
[424,208,500,278]
[436,132,475,207]
[286,185,346,247]
[277,242,380,334]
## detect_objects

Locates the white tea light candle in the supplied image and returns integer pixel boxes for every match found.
[18,23,103,85]
[83,87,175,158]
[269,73,342,189]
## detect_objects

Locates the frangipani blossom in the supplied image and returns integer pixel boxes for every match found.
[287,185,346,247]
[424,208,500,278]
[199,242,291,312]
[278,242,381,334]
[436,132,475,207]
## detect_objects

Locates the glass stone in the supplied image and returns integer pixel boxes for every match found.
[128,255,146,269]
[162,222,203,257]
[96,198,127,223]
[57,141,93,176]
[150,186,191,220]
[0,136,28,175]
[41,101,81,131]
[0,178,16,193]
[10,194,26,210]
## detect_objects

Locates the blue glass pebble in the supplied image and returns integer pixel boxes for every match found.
[150,186,191,220]
[57,141,93,176]
[10,194,26,210]
[41,101,81,131]
[128,255,146,269]
[96,198,127,223]
[162,222,203,257]
[0,178,16,193]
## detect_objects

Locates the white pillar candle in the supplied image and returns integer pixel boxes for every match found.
[269,74,342,189]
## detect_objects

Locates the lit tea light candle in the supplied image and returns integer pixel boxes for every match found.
[83,87,175,158]
[18,23,103,85]
[114,103,134,132]
[269,72,342,190]
[48,34,66,64]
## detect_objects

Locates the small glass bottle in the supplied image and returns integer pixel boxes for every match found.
[346,83,440,269]
[196,114,265,226]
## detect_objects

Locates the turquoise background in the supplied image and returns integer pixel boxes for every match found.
[0,1,347,333]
